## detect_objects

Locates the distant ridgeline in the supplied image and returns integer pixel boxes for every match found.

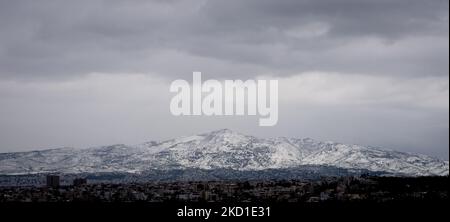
[0,129,448,179]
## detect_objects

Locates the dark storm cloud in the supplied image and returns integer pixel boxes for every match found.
[0,0,448,79]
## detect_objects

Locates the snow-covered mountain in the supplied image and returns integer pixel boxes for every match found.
[0,129,448,176]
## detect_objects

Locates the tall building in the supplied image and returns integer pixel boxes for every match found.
[46,175,60,188]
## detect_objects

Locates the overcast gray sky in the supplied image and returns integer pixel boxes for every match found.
[0,0,448,159]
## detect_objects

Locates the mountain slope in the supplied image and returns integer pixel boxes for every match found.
[0,129,448,176]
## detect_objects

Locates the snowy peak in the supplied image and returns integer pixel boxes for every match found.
[203,128,236,135]
[199,129,253,144]
[0,129,448,176]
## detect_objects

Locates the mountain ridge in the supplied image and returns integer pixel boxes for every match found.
[0,129,448,176]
